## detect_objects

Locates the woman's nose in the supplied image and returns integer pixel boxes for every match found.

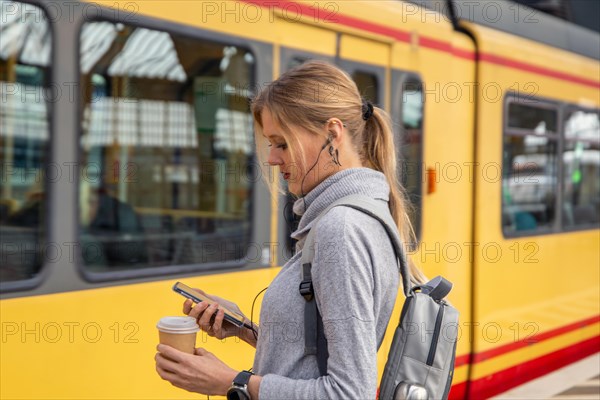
[267,147,282,166]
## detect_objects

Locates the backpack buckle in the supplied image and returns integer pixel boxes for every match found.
[299,280,314,301]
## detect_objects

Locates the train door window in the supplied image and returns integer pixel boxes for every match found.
[562,109,600,228]
[352,71,378,105]
[282,56,306,257]
[399,79,424,243]
[503,100,559,235]
[288,57,308,70]
[282,55,309,257]
[281,52,333,257]
[281,47,335,73]
[78,22,255,275]
[0,2,51,283]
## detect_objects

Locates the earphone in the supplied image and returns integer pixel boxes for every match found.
[300,133,340,210]
[320,134,333,150]
[300,134,332,211]
[325,134,341,167]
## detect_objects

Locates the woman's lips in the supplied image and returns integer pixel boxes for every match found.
[283,173,291,180]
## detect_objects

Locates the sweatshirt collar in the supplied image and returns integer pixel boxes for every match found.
[291,167,390,250]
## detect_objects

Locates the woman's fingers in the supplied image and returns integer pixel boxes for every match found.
[198,303,218,333]
[186,302,228,338]
[156,344,187,364]
[194,347,210,356]
[182,299,193,315]
[188,301,209,320]
[181,297,238,340]
[211,309,225,337]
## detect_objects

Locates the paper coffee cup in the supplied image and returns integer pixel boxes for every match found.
[157,316,200,354]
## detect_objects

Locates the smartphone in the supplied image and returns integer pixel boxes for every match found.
[172,282,251,329]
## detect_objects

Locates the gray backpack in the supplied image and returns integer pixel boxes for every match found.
[299,194,459,400]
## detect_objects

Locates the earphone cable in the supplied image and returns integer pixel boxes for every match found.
[250,286,268,341]
[300,144,327,213]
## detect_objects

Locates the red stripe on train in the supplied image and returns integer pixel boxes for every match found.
[465,335,600,399]
[450,316,599,396]
[455,353,472,367]
[242,0,410,41]
[479,52,600,89]
[455,315,599,367]
[241,0,599,89]
[391,336,598,400]
[448,381,467,400]
[473,315,600,363]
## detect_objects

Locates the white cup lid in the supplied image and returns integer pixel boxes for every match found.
[157,316,199,334]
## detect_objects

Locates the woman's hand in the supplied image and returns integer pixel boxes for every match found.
[183,290,255,343]
[155,344,237,395]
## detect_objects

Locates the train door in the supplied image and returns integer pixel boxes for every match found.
[276,31,391,263]
[275,21,337,262]
[338,32,399,379]
[387,27,476,397]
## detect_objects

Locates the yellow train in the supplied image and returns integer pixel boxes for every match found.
[1,0,598,398]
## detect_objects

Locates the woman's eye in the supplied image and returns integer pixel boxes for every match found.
[268,143,287,150]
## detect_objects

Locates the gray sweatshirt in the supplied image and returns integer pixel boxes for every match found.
[254,168,400,399]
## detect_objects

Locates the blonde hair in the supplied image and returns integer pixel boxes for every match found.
[251,60,426,285]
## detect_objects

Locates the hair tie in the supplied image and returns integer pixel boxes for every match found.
[362,100,374,121]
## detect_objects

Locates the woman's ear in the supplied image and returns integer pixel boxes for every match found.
[326,118,344,145]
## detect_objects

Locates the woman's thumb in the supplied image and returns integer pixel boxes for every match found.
[194,347,210,356]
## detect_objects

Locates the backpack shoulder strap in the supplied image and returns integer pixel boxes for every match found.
[412,275,453,301]
[299,194,412,375]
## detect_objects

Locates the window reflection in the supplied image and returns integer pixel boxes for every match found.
[0,1,50,282]
[400,79,423,241]
[508,103,557,133]
[352,71,378,105]
[79,22,255,272]
[503,101,559,233]
[562,110,600,227]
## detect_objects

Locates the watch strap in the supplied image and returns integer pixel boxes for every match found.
[233,370,253,386]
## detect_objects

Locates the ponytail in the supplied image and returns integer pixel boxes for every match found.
[251,60,427,286]
[364,107,428,286]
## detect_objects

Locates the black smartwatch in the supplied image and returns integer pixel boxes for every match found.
[226,370,253,400]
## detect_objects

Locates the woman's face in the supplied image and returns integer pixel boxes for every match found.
[261,108,334,196]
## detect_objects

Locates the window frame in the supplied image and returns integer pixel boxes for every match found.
[506,101,560,136]
[502,93,563,238]
[396,72,425,246]
[279,48,335,73]
[0,0,54,293]
[278,49,336,258]
[76,15,260,283]
[337,59,384,107]
[560,104,600,232]
[278,55,387,256]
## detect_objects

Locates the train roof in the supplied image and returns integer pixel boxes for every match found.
[408,0,600,60]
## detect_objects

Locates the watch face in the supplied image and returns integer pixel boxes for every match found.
[226,387,250,400]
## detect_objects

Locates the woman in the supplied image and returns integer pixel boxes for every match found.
[155,60,426,399]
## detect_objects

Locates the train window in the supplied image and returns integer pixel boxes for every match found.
[0,2,51,282]
[508,103,558,133]
[399,79,423,242]
[503,100,559,234]
[78,22,255,273]
[562,110,600,228]
[352,71,378,105]
[288,57,308,70]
